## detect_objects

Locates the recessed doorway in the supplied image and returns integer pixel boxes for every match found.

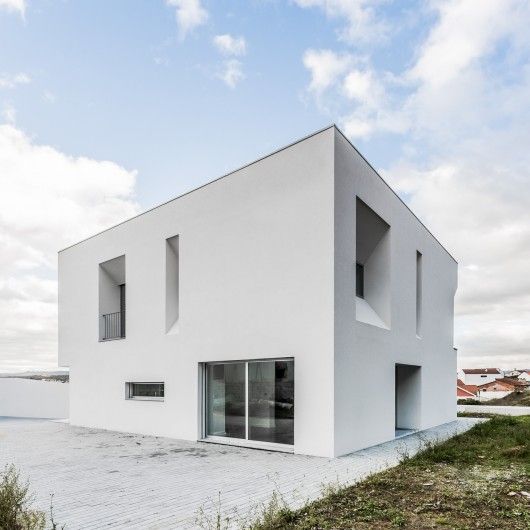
[395,364,421,437]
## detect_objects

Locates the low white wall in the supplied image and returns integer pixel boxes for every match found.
[477,391,511,401]
[458,404,530,416]
[0,379,69,419]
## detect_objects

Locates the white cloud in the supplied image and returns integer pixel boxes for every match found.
[342,69,379,105]
[303,53,407,138]
[407,0,522,88]
[165,0,208,39]
[0,0,25,16]
[0,72,31,89]
[218,59,244,88]
[212,35,247,88]
[153,56,170,67]
[302,0,530,368]
[381,0,530,369]
[384,142,530,369]
[2,103,16,123]
[213,34,247,56]
[293,0,387,43]
[43,91,56,103]
[341,115,374,138]
[303,49,351,95]
[0,124,139,371]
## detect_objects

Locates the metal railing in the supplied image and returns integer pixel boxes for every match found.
[101,311,125,340]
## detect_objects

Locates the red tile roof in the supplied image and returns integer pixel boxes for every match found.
[478,377,530,390]
[457,379,478,397]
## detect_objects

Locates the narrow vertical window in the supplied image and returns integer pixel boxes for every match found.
[119,284,126,338]
[356,263,364,298]
[165,235,179,333]
[416,251,422,337]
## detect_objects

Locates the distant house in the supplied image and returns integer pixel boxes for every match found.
[518,370,530,382]
[457,379,478,399]
[458,368,501,386]
[478,377,530,394]
[471,377,530,401]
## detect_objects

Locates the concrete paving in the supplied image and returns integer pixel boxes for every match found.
[0,417,481,529]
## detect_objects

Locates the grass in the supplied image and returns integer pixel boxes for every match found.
[251,416,530,530]
[457,411,504,418]
[487,391,530,407]
[0,465,63,530]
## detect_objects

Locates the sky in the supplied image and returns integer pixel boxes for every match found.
[1,0,529,372]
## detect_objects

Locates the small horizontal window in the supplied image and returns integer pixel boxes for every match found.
[125,382,164,401]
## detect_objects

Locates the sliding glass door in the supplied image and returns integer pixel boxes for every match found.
[206,362,246,439]
[205,359,294,446]
[248,360,294,444]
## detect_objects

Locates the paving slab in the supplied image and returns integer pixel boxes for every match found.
[0,417,481,529]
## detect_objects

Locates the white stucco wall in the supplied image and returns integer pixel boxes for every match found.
[477,390,511,401]
[59,125,457,458]
[0,379,69,419]
[333,129,457,456]
[59,128,336,457]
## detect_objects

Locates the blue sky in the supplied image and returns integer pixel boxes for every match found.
[0,0,427,208]
[2,1,340,207]
[1,0,530,371]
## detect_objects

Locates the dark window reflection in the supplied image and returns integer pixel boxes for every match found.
[248,360,294,445]
[206,363,246,439]
[130,383,164,398]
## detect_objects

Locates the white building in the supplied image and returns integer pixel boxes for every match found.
[518,371,530,382]
[58,126,457,458]
[458,368,501,386]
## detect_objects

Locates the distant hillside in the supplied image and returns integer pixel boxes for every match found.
[460,390,530,407]
[0,370,69,383]
[487,390,530,406]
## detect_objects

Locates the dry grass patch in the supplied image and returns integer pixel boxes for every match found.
[252,416,530,530]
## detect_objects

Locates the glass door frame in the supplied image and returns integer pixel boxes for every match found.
[200,358,295,453]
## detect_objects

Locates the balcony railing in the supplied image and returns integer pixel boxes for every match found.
[101,311,125,340]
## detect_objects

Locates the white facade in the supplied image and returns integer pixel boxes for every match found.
[58,126,457,458]
[458,369,501,386]
[519,371,530,382]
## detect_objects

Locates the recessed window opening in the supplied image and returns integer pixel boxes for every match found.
[165,235,179,334]
[416,251,423,337]
[126,382,164,401]
[355,198,391,329]
[99,255,126,341]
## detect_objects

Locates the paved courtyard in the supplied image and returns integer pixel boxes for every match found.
[0,417,481,529]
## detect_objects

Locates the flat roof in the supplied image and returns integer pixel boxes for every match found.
[59,124,457,263]
[462,368,501,374]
